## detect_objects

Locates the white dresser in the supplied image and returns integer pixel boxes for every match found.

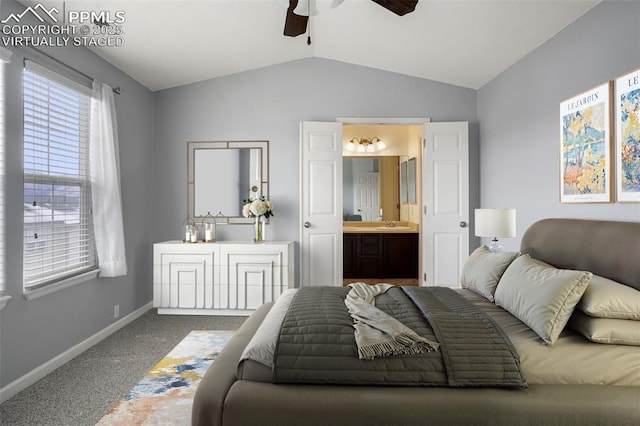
[153,241,294,315]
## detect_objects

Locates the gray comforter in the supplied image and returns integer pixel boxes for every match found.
[273,286,527,388]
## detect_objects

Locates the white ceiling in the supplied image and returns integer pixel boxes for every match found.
[18,0,599,92]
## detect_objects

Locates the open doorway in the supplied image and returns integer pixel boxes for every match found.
[299,120,469,288]
[341,124,423,286]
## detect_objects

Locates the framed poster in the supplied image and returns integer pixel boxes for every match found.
[560,82,613,203]
[615,68,640,202]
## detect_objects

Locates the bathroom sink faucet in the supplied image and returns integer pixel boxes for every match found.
[386,220,396,228]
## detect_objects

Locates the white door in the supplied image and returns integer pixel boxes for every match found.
[422,122,469,288]
[354,172,380,221]
[300,121,343,286]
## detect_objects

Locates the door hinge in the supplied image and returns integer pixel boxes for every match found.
[423,273,427,282]
[423,206,427,215]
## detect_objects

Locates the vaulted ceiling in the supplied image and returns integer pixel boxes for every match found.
[17,0,599,91]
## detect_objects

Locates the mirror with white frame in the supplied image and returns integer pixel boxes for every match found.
[187,140,269,224]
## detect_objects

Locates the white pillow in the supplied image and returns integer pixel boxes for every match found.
[494,255,592,345]
[460,246,519,302]
[577,275,640,320]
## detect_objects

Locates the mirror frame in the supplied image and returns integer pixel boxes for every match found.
[187,140,269,225]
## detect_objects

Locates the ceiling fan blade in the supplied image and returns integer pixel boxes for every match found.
[284,0,309,37]
[371,0,418,16]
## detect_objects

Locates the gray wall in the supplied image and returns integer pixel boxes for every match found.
[0,0,154,388]
[477,1,640,252]
[152,57,478,276]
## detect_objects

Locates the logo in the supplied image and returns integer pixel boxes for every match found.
[1,3,59,24]
[1,2,126,48]
[67,10,126,25]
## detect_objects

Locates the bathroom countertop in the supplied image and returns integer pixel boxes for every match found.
[342,221,418,233]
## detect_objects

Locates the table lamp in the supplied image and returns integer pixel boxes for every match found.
[474,208,516,252]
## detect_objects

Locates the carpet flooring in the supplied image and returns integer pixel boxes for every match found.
[0,310,247,426]
[96,330,233,425]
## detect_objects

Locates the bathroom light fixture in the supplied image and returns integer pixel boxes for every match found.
[474,208,516,252]
[345,137,386,153]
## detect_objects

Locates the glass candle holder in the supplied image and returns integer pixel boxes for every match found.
[201,211,217,243]
[182,216,198,243]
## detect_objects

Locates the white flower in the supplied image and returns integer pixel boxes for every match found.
[250,199,268,216]
[242,196,274,218]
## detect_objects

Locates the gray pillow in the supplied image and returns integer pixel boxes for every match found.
[460,246,519,302]
[494,255,592,345]
[570,310,640,346]
[577,274,640,320]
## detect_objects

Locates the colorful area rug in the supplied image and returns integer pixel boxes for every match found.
[96,330,234,426]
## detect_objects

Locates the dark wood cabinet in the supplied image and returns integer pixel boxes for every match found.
[343,233,418,279]
[343,234,357,277]
[381,234,419,278]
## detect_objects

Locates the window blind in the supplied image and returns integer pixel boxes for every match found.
[23,61,96,288]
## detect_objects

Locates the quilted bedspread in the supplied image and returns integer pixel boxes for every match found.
[273,286,527,388]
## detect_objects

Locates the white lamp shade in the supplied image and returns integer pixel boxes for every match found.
[475,209,516,238]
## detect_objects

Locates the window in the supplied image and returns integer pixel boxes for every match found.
[23,61,96,289]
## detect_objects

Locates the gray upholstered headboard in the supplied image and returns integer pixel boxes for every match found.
[520,218,640,291]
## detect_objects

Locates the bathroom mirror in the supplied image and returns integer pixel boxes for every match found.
[187,140,269,224]
[343,156,400,221]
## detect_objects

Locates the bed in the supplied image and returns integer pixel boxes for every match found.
[192,218,640,425]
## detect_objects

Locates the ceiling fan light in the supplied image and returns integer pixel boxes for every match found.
[294,0,320,16]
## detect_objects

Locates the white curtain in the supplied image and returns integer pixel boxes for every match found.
[90,81,127,277]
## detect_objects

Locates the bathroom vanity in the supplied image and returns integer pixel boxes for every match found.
[343,222,419,279]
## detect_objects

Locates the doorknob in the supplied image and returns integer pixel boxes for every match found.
[459,221,467,228]
[304,221,311,228]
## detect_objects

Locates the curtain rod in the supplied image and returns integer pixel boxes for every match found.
[24,47,122,95]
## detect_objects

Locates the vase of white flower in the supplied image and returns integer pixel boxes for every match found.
[242,195,274,243]
[254,216,265,243]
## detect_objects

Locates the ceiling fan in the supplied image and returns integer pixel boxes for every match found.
[280,0,419,43]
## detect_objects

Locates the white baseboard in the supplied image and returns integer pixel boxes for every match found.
[157,307,253,316]
[0,301,153,404]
